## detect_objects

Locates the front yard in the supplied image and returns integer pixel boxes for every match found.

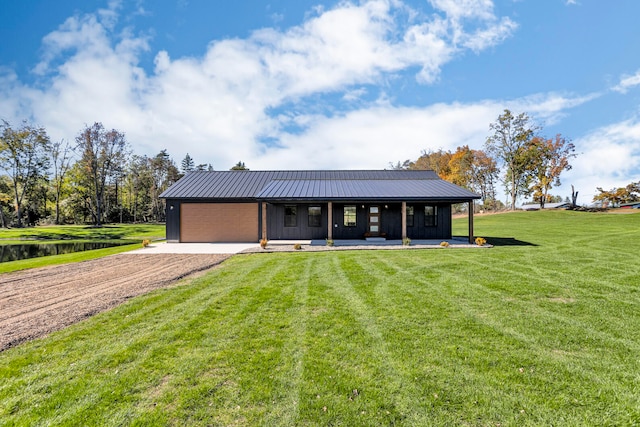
[1,210,639,425]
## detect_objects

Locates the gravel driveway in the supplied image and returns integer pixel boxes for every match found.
[0,253,230,351]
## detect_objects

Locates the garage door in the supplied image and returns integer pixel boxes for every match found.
[180,203,258,242]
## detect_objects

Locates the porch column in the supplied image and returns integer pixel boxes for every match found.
[401,201,407,240]
[468,200,474,244]
[327,201,333,240]
[262,202,267,241]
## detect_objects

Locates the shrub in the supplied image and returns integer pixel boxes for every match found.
[402,237,411,246]
[326,239,334,247]
[439,241,449,247]
[260,239,268,249]
[142,239,151,248]
[475,237,487,246]
[293,243,302,250]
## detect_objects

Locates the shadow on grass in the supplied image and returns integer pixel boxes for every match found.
[485,237,538,247]
[453,236,537,246]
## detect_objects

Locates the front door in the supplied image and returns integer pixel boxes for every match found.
[368,206,380,236]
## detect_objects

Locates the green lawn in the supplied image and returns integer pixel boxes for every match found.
[1,211,639,425]
[0,223,165,273]
[0,223,165,243]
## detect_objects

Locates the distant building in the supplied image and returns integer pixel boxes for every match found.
[620,202,640,209]
[520,202,572,211]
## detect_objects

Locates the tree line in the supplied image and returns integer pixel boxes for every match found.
[0,120,245,228]
[392,109,577,210]
[593,182,640,207]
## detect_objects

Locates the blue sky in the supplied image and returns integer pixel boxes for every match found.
[1,0,640,204]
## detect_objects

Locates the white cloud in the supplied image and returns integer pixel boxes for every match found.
[1,0,519,169]
[612,70,640,94]
[512,92,601,125]
[564,117,640,201]
[253,92,590,171]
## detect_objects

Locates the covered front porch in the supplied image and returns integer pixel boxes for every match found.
[260,200,478,244]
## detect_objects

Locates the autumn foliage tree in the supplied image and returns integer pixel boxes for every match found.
[528,134,576,208]
[593,182,640,207]
[468,149,500,209]
[393,146,499,209]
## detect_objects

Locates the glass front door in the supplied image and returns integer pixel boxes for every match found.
[368,206,380,236]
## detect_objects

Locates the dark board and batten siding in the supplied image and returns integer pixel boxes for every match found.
[264,202,452,240]
[266,204,329,240]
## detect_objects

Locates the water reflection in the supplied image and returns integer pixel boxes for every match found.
[0,242,129,262]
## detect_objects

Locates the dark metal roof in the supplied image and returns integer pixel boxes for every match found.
[256,179,479,201]
[160,170,480,201]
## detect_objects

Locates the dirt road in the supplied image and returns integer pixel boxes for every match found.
[0,253,230,351]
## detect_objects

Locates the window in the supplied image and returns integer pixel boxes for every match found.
[406,205,414,227]
[284,205,297,227]
[344,205,357,227]
[308,206,321,227]
[424,205,437,227]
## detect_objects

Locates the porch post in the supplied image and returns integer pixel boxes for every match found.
[327,201,333,240]
[468,200,474,244]
[262,202,267,241]
[401,201,407,240]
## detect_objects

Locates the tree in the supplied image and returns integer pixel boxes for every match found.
[196,163,214,171]
[392,147,500,210]
[447,146,474,188]
[150,150,180,221]
[0,175,12,227]
[0,120,50,227]
[388,159,411,170]
[75,123,129,226]
[48,139,74,224]
[181,153,195,174]
[409,149,452,179]
[469,149,500,209]
[593,182,640,207]
[125,155,154,222]
[571,185,579,208]
[528,134,576,208]
[485,109,538,210]
[230,161,249,171]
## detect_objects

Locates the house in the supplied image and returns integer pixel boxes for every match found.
[620,202,640,209]
[520,202,572,211]
[160,170,481,244]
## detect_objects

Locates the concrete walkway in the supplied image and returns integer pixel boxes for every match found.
[127,242,259,254]
[127,237,485,254]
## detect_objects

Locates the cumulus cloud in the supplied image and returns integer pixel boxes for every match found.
[0,0,521,169]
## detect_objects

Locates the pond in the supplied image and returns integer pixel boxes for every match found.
[0,241,131,263]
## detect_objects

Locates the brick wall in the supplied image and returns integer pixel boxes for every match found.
[180,203,259,242]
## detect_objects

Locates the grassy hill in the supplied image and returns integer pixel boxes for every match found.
[1,210,639,425]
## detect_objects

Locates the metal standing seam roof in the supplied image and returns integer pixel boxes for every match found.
[256,179,479,201]
[159,170,480,200]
